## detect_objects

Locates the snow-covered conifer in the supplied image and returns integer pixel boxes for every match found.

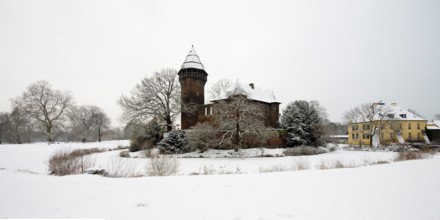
[158,130,188,154]
[280,100,325,147]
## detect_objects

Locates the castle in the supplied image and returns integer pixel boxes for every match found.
[178,46,280,129]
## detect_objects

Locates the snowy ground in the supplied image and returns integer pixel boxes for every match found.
[0,141,439,219]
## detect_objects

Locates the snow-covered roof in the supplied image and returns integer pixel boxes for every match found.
[387,104,425,121]
[210,81,279,104]
[351,103,426,123]
[180,46,205,70]
[427,120,440,130]
[239,82,279,103]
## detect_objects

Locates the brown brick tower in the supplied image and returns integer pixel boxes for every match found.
[178,46,208,129]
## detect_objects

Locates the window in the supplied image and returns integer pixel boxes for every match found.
[204,107,208,115]
[408,123,411,129]
[352,134,355,140]
[408,132,412,139]
[400,114,407,119]
[355,133,359,139]
[209,107,213,115]
[363,124,370,130]
[417,123,420,129]
[363,134,370,139]
[352,124,359,131]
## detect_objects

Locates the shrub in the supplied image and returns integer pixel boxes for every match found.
[266,130,285,148]
[147,155,179,176]
[129,119,163,152]
[157,130,188,154]
[106,156,139,178]
[259,164,289,173]
[119,150,130,158]
[316,146,330,154]
[292,157,311,170]
[48,148,101,176]
[145,148,159,158]
[186,123,217,152]
[284,146,318,156]
[194,166,245,175]
[328,145,338,152]
[70,148,105,157]
[394,151,430,161]
[130,136,148,152]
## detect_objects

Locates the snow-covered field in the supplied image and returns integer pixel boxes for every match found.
[0,141,439,219]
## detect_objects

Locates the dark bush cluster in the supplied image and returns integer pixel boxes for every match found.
[129,119,162,152]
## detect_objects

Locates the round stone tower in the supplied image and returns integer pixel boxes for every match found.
[178,46,208,129]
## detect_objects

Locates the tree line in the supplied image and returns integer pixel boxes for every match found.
[1,69,351,147]
[0,80,122,144]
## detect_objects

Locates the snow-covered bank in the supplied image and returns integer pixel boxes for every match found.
[1,156,439,220]
[0,140,129,175]
[0,141,439,219]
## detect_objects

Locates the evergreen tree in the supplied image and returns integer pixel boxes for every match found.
[157,130,188,154]
[280,100,325,147]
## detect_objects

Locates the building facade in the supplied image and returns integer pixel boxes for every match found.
[347,103,428,146]
[178,46,280,129]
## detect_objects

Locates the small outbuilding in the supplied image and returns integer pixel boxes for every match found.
[427,120,440,144]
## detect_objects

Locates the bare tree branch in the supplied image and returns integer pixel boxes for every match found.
[118,68,180,131]
[12,80,73,143]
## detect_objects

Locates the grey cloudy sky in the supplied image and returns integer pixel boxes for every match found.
[1,0,439,127]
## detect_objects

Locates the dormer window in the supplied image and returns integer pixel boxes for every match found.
[399,114,407,119]
[387,114,394,118]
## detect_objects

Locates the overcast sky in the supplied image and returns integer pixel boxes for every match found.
[1,0,439,127]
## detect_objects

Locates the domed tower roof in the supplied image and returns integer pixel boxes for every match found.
[180,45,205,70]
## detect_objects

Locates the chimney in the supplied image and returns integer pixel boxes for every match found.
[249,83,254,89]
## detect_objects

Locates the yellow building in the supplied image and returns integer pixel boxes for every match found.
[347,103,428,146]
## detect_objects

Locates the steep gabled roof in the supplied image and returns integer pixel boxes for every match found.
[209,81,279,104]
[180,46,205,70]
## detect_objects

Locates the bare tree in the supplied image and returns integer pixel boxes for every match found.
[0,112,10,144]
[12,80,73,143]
[212,84,269,149]
[310,100,329,123]
[68,105,111,142]
[119,68,180,131]
[208,78,233,100]
[93,109,111,142]
[8,107,34,144]
[344,102,392,147]
[68,105,98,142]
